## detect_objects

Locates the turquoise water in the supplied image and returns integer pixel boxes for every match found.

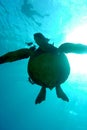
[0,0,87,130]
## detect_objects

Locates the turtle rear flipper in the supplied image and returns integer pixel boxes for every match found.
[35,87,46,104]
[56,85,69,102]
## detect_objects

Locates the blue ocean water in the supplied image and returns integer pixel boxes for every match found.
[0,0,87,130]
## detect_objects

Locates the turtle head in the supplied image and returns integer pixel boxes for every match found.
[34,33,50,46]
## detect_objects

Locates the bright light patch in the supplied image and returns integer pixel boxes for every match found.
[66,24,87,44]
[65,24,87,74]
[67,54,87,74]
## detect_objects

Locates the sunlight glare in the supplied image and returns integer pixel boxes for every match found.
[67,54,87,74]
[66,24,87,44]
[65,24,87,74]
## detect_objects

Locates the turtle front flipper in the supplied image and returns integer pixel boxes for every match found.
[58,43,87,54]
[56,85,69,102]
[0,46,36,64]
[35,87,46,104]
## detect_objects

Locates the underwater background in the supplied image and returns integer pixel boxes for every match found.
[0,0,87,130]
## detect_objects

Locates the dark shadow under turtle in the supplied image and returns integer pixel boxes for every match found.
[0,33,87,104]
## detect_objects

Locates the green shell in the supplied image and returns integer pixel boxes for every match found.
[28,51,70,89]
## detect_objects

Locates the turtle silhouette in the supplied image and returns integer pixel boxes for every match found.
[0,33,87,104]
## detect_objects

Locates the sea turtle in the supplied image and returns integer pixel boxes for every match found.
[28,33,70,104]
[1,33,87,104]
